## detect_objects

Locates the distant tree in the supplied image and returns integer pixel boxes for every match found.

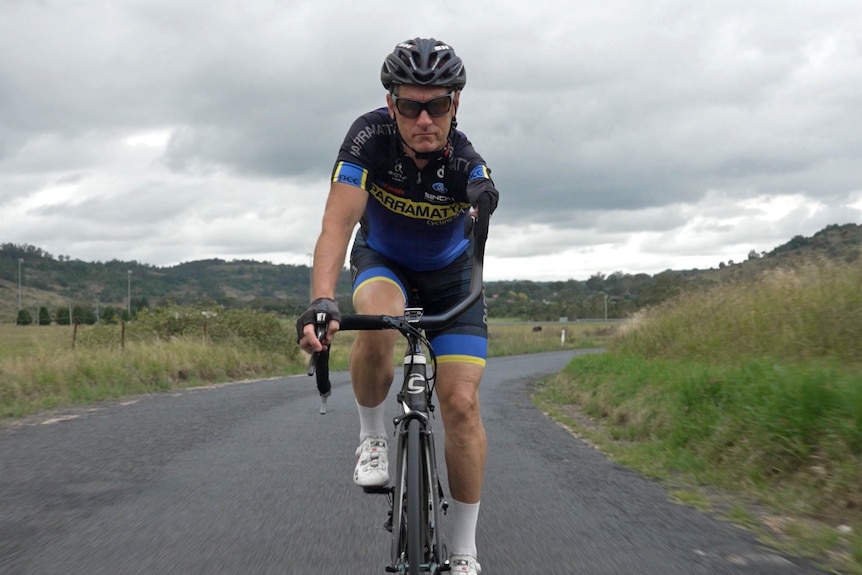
[38,306,52,325]
[638,272,686,307]
[586,272,606,292]
[56,306,71,325]
[72,305,87,325]
[102,306,117,324]
[785,235,810,251]
[16,308,33,326]
[605,271,631,296]
[130,297,149,316]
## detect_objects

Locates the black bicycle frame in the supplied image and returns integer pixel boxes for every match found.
[385,322,444,574]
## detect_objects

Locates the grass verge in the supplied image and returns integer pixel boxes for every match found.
[536,357,862,573]
[535,254,862,574]
[0,317,611,421]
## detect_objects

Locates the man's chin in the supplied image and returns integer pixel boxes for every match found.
[408,140,443,154]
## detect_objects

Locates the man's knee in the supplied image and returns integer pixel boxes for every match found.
[437,365,483,424]
[442,390,480,424]
[353,277,405,316]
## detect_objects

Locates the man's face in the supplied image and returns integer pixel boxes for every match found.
[387,85,460,158]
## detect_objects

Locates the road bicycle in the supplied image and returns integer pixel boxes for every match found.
[308,194,491,574]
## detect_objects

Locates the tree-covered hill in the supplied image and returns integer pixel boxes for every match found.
[2,222,860,324]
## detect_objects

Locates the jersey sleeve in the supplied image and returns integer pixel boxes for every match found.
[452,130,493,183]
[331,109,393,189]
[468,163,491,182]
[332,160,369,190]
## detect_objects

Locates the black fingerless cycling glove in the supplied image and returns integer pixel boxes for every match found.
[296,297,341,343]
[466,178,499,214]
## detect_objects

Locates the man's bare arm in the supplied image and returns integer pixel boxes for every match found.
[298,182,367,352]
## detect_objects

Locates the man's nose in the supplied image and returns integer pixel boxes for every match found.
[416,109,434,125]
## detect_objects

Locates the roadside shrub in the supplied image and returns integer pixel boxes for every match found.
[76,305,298,360]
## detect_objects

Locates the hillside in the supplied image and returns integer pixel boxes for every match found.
[2,223,860,324]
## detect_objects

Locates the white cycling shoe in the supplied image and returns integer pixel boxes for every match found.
[353,436,389,487]
[450,555,481,574]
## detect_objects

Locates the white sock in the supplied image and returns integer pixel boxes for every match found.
[448,499,480,558]
[356,399,387,441]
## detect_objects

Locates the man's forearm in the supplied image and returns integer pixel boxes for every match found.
[310,229,351,300]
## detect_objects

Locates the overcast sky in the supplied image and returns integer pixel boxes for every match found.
[2,0,861,281]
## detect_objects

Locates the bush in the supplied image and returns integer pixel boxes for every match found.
[76,304,299,360]
[16,309,33,326]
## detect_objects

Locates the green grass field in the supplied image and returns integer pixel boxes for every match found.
[0,324,72,358]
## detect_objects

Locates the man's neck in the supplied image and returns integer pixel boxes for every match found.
[402,145,430,170]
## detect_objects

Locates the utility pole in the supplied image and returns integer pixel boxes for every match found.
[18,258,23,310]
[127,270,132,316]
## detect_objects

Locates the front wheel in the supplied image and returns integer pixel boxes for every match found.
[406,418,426,575]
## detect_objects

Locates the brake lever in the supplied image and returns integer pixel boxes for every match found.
[309,310,332,415]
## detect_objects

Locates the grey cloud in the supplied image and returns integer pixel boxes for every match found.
[2,0,861,279]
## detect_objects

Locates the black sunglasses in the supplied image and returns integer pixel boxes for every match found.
[391,92,455,118]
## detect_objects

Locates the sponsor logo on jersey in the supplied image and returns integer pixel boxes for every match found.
[369,183,468,222]
[432,182,448,194]
[382,181,406,197]
[469,165,490,182]
[349,123,397,158]
[424,192,450,203]
[333,161,368,189]
[388,159,408,183]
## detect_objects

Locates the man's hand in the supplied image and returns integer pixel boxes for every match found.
[466,178,499,214]
[296,298,341,353]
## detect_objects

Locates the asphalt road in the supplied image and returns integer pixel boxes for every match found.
[0,351,827,574]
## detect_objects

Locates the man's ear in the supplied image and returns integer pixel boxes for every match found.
[386,93,396,119]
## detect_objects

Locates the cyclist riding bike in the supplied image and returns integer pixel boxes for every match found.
[297,38,498,575]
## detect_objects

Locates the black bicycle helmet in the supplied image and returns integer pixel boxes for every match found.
[380,38,467,91]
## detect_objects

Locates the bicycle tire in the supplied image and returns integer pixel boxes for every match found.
[406,417,426,575]
[390,432,407,571]
[425,436,445,572]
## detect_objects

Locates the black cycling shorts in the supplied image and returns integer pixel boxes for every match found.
[350,232,488,366]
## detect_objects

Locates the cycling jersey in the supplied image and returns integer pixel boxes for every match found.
[332,108,492,272]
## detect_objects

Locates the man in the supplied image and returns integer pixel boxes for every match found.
[297,38,498,575]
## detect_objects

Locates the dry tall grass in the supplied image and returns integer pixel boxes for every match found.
[613,256,862,363]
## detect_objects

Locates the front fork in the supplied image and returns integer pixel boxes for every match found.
[377,423,450,573]
[373,335,451,572]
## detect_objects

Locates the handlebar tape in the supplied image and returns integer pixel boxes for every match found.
[313,350,331,396]
[473,192,492,257]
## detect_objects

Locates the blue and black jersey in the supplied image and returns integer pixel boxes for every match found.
[332,108,492,272]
